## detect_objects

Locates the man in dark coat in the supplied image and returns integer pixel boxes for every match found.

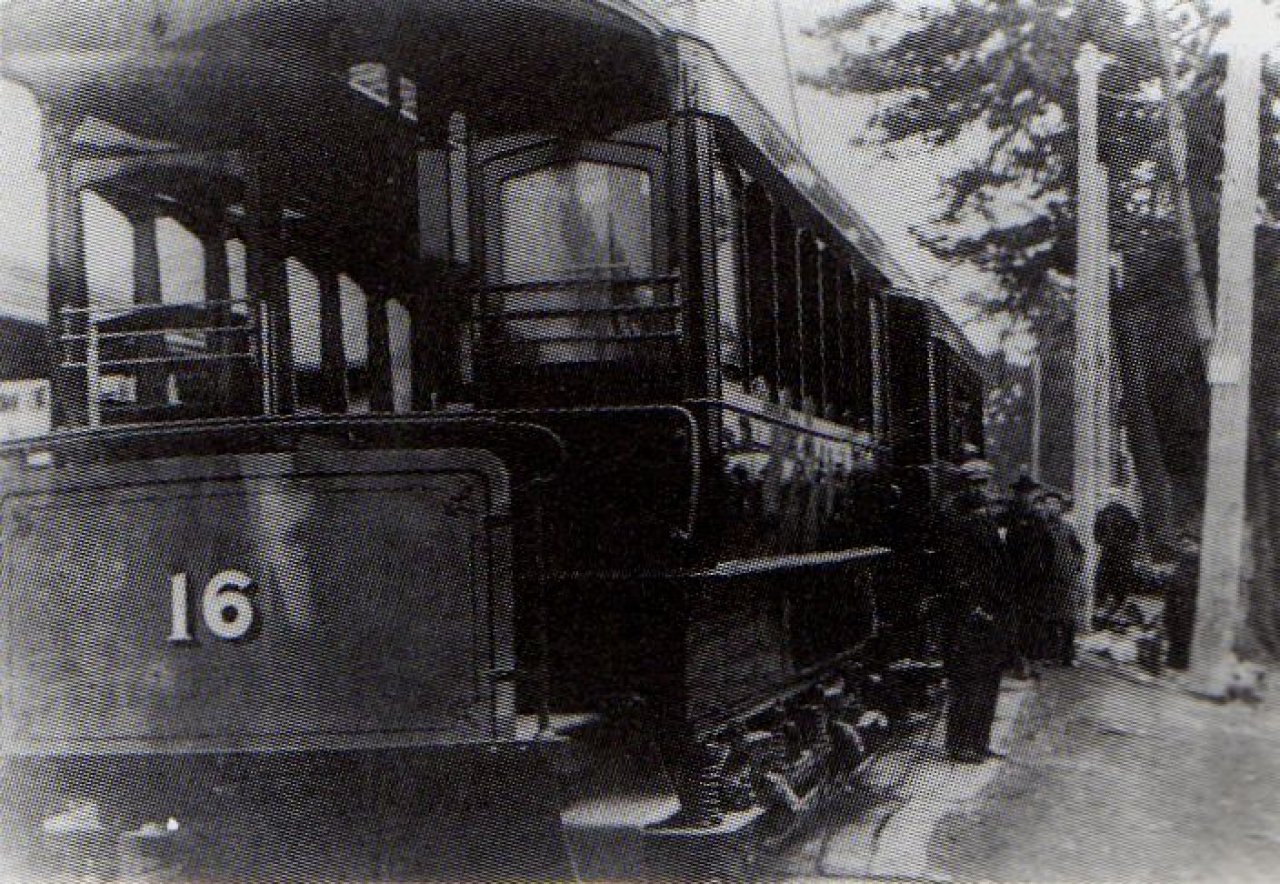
[1037,491,1085,665]
[1164,529,1201,670]
[1003,474,1055,676]
[1094,489,1143,614]
[940,459,1011,764]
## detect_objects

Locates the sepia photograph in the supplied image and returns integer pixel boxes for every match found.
[0,0,1277,880]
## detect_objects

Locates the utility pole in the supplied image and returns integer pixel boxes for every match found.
[1189,1,1266,697]
[1075,43,1114,631]
[1030,347,1043,483]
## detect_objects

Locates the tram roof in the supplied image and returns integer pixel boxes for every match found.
[0,0,673,145]
[0,0,979,339]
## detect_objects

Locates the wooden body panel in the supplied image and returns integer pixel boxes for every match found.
[542,550,886,739]
[0,445,514,757]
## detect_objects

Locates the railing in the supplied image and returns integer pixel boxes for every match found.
[473,276,682,366]
[59,300,264,426]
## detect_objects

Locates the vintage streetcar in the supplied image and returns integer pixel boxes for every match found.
[0,0,985,879]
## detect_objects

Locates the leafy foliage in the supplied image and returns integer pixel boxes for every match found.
[802,0,1273,328]
[807,0,1280,659]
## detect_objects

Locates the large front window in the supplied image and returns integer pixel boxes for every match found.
[481,160,676,367]
[500,161,653,286]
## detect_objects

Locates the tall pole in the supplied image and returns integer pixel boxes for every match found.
[1075,43,1114,630]
[1030,347,1043,482]
[1189,3,1266,697]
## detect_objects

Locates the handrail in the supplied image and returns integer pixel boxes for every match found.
[475,304,680,321]
[59,299,255,316]
[56,299,266,428]
[2,412,570,488]
[488,332,681,347]
[62,353,257,370]
[478,274,679,295]
[60,324,253,343]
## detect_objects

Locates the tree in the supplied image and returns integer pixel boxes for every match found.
[806,0,1280,660]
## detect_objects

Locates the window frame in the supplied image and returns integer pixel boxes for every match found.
[479,139,670,288]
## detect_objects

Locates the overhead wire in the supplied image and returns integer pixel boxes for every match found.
[771,0,810,156]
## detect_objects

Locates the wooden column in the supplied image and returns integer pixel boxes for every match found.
[42,113,88,428]
[244,161,294,414]
[200,226,238,411]
[132,205,162,306]
[316,267,349,414]
[367,289,394,413]
[130,202,170,406]
[202,226,230,305]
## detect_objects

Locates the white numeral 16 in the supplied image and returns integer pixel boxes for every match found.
[169,570,259,643]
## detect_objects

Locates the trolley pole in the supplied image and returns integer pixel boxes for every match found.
[1188,3,1266,698]
[1074,43,1113,631]
[1144,0,1215,358]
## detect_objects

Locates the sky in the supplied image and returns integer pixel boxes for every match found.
[0,0,994,345]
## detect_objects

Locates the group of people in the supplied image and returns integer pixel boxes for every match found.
[936,458,1205,763]
[937,460,1086,764]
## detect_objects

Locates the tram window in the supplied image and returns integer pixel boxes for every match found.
[499,161,652,285]
[798,233,823,415]
[820,249,842,421]
[934,345,953,459]
[774,209,800,407]
[156,218,203,306]
[952,369,984,456]
[849,273,880,432]
[227,239,248,304]
[712,161,745,382]
[494,161,658,365]
[855,276,875,428]
[743,183,777,399]
[837,265,870,429]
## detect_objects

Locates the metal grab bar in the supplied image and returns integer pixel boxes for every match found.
[59,324,253,343]
[477,274,679,295]
[57,300,266,428]
[474,304,681,322]
[59,299,256,316]
[62,353,258,370]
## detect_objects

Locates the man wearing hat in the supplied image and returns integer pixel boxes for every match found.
[938,459,1011,763]
[1004,473,1055,677]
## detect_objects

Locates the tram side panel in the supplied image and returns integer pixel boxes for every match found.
[0,442,573,881]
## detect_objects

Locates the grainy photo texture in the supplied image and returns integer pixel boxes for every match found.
[0,1,1277,881]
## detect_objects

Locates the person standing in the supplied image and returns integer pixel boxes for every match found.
[940,459,1010,764]
[1094,488,1143,616]
[1164,528,1201,671]
[1004,474,1055,677]
[1037,491,1085,665]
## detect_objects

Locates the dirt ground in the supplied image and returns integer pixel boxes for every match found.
[928,663,1280,883]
